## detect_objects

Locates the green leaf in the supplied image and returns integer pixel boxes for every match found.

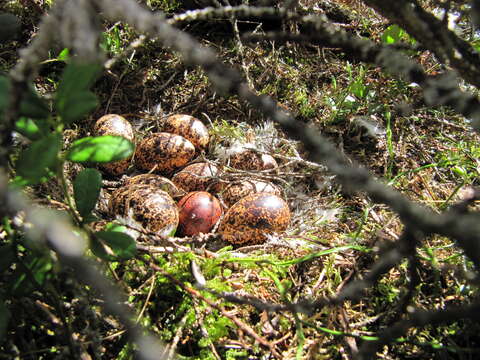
[55,62,101,124]
[55,63,101,114]
[105,222,128,233]
[60,90,98,124]
[91,231,136,261]
[15,117,41,140]
[57,48,70,62]
[66,135,134,163]
[82,213,99,224]
[381,24,403,44]
[16,133,61,184]
[73,168,102,219]
[14,117,51,140]
[0,300,10,343]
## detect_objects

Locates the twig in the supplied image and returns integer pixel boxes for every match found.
[0,171,168,360]
[166,312,188,359]
[148,259,282,359]
[363,0,480,88]
[357,299,480,359]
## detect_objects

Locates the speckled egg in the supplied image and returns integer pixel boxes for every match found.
[163,114,209,151]
[94,114,135,140]
[135,132,195,174]
[229,149,277,171]
[93,114,135,176]
[219,193,290,245]
[221,180,281,207]
[109,183,179,237]
[172,162,219,193]
[177,191,223,236]
[124,174,186,199]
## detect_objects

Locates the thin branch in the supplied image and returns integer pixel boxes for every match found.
[148,259,283,359]
[0,171,168,360]
[357,299,480,359]
[362,0,480,88]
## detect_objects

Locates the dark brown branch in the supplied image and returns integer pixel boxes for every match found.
[166,5,480,131]
[357,299,480,359]
[242,28,480,131]
[0,173,169,360]
[363,0,480,88]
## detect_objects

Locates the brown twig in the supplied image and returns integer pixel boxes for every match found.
[148,258,282,359]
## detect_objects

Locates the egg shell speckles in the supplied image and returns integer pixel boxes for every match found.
[164,114,209,151]
[221,180,281,207]
[135,132,195,174]
[109,184,179,237]
[177,191,223,236]
[229,150,277,171]
[93,114,135,141]
[99,158,132,176]
[125,174,185,199]
[219,193,290,245]
[93,114,135,176]
[172,162,219,193]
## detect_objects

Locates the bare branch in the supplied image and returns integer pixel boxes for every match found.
[357,299,480,359]
[363,0,480,88]
[0,171,169,360]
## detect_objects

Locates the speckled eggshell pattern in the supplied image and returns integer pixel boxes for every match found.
[93,114,135,176]
[164,114,209,151]
[219,193,290,245]
[99,158,131,176]
[109,183,179,237]
[125,174,186,199]
[177,191,223,236]
[135,132,195,174]
[221,180,281,207]
[93,114,135,141]
[172,162,219,193]
[229,150,277,171]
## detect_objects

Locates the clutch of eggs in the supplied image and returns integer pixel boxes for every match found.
[93,112,292,244]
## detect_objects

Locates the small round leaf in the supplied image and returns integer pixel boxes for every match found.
[66,135,134,163]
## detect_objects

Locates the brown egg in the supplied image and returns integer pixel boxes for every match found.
[229,149,277,171]
[93,114,135,140]
[220,180,281,207]
[125,174,186,199]
[163,114,209,151]
[135,132,195,174]
[219,193,290,245]
[172,162,219,193]
[177,191,223,236]
[109,183,179,237]
[93,114,135,176]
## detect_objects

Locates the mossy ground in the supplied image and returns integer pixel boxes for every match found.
[1,1,480,359]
